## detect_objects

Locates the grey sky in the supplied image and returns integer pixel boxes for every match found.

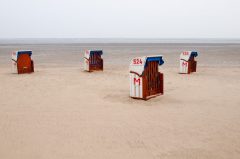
[0,0,239,38]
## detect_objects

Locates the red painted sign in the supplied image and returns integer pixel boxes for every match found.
[182,61,188,67]
[183,52,189,55]
[133,58,143,65]
[134,78,141,85]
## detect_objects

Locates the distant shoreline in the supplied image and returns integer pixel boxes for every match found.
[0,38,240,44]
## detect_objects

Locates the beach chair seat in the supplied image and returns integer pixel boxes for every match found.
[84,50,103,72]
[12,50,34,74]
[179,51,198,74]
[130,55,164,100]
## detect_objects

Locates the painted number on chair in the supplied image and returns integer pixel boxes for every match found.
[134,78,141,85]
[133,59,143,65]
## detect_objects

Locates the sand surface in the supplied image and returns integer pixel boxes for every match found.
[0,43,240,159]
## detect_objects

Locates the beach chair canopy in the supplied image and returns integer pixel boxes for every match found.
[180,51,198,61]
[84,50,103,60]
[129,55,164,76]
[12,50,32,61]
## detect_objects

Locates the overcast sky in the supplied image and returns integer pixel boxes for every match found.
[0,0,239,38]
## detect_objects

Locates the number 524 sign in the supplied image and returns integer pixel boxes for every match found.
[133,58,143,65]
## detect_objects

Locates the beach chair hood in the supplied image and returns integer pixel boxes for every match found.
[129,55,164,76]
[84,50,103,60]
[12,50,32,61]
[180,51,198,61]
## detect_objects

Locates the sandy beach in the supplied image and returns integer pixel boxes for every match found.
[0,42,240,159]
